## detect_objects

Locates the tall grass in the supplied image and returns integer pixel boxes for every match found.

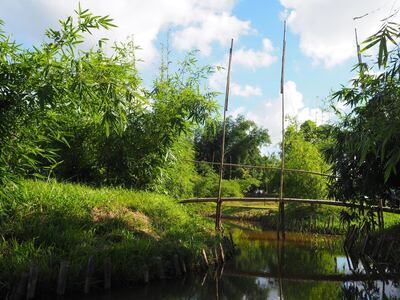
[0,180,216,296]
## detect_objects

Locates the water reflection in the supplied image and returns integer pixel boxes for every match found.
[76,221,400,299]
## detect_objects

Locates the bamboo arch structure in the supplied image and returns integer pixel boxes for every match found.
[180,21,393,237]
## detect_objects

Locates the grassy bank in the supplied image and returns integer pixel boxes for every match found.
[0,180,216,297]
[195,201,400,235]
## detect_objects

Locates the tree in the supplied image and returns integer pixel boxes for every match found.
[0,7,139,185]
[282,121,330,199]
[194,115,271,179]
[0,8,219,194]
[51,51,218,190]
[327,16,400,228]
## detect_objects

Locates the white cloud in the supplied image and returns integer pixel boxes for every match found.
[208,66,262,98]
[233,38,277,69]
[0,0,251,66]
[208,66,227,91]
[208,37,276,97]
[280,0,399,68]
[231,83,262,97]
[228,106,246,119]
[244,81,331,147]
[173,13,252,55]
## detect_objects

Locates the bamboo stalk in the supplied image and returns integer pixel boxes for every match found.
[215,38,234,232]
[278,21,287,240]
[202,249,209,268]
[219,243,225,264]
[354,28,363,66]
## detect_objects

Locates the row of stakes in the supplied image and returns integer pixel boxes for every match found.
[345,225,397,264]
[284,216,341,234]
[9,235,236,300]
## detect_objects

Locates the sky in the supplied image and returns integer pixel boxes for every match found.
[1,0,398,151]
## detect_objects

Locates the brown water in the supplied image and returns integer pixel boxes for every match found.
[74,221,400,299]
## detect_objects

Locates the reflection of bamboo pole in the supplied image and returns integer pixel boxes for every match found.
[277,240,284,300]
[278,21,287,240]
[215,39,234,232]
[215,267,220,300]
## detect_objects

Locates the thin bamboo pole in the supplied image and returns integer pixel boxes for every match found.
[215,38,234,232]
[185,159,332,177]
[378,198,385,229]
[354,28,363,66]
[278,21,287,239]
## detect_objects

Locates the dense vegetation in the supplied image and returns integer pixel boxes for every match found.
[1,5,400,297]
[327,17,400,227]
[0,180,216,295]
[0,5,333,201]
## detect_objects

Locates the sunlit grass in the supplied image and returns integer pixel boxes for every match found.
[0,180,216,295]
[216,201,400,234]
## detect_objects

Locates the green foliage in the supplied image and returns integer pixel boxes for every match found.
[193,164,244,198]
[328,16,400,225]
[0,8,142,184]
[49,51,217,190]
[0,180,216,295]
[0,8,217,194]
[156,135,199,198]
[267,120,330,199]
[195,115,270,178]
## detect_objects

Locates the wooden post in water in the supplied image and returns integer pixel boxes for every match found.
[26,263,39,299]
[143,264,149,283]
[173,254,182,277]
[202,249,209,268]
[219,243,225,263]
[180,257,187,274]
[84,256,94,294]
[215,38,234,232]
[278,21,287,240]
[155,257,165,279]
[104,257,112,290]
[12,272,28,300]
[56,261,69,296]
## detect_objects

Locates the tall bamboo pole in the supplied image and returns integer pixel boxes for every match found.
[278,21,287,240]
[215,39,234,231]
[354,28,363,66]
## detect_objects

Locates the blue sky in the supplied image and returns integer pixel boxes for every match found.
[1,0,397,149]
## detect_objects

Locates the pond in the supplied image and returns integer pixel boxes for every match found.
[75,221,400,299]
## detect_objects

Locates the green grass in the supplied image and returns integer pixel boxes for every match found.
[202,201,400,235]
[0,180,217,297]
